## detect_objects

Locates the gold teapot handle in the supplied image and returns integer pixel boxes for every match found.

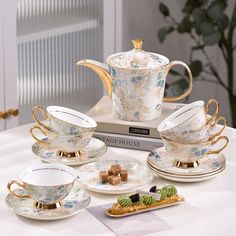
[205,99,220,124]
[162,61,193,102]
[30,125,50,144]
[208,136,229,155]
[208,116,227,141]
[32,106,50,130]
[7,180,31,199]
[77,60,112,98]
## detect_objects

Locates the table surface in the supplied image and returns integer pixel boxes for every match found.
[1,123,236,236]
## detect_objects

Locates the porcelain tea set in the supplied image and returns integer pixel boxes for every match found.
[6,39,229,220]
[30,105,107,165]
[77,39,193,121]
[148,99,228,182]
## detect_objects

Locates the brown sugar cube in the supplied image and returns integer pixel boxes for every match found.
[120,170,128,181]
[99,171,108,183]
[111,165,122,176]
[111,164,121,169]
[108,175,121,185]
[108,168,113,176]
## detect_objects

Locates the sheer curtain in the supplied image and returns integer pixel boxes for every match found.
[17,0,104,125]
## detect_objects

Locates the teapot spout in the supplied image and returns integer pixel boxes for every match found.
[76,59,112,97]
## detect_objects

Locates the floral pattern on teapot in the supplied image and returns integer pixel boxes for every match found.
[110,66,168,121]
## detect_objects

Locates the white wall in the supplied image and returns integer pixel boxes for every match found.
[121,0,235,125]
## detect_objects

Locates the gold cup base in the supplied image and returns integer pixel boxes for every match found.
[175,160,199,168]
[57,150,81,158]
[35,201,62,210]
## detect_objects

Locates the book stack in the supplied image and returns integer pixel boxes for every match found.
[87,96,185,151]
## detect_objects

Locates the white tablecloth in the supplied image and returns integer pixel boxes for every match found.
[0,124,236,236]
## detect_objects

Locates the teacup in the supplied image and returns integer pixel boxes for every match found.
[167,116,227,144]
[158,99,219,141]
[162,136,229,168]
[32,106,97,135]
[30,125,92,157]
[7,164,78,209]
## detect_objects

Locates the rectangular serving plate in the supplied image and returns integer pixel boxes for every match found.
[106,195,184,218]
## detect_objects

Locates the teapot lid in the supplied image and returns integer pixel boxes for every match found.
[107,39,169,69]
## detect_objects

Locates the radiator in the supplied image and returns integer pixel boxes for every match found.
[17,0,104,125]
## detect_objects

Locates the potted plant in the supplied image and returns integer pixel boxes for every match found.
[158,0,236,127]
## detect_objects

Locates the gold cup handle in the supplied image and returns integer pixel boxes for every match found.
[32,106,50,130]
[162,61,193,102]
[208,116,227,140]
[7,180,31,199]
[30,125,50,144]
[208,136,229,154]
[205,99,220,124]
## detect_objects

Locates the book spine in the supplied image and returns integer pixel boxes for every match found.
[93,132,163,151]
[96,123,160,139]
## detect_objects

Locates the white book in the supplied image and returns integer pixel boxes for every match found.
[87,96,185,139]
[93,131,163,151]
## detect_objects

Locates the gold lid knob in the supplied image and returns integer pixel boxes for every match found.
[132,39,143,49]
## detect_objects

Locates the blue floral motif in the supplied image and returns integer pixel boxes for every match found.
[149,151,155,157]
[43,197,53,203]
[113,79,125,88]
[191,147,208,157]
[156,79,165,88]
[211,161,220,168]
[58,186,65,192]
[201,148,208,155]
[63,202,74,208]
[131,64,140,69]
[134,111,139,117]
[45,152,53,158]
[191,147,198,152]
[195,151,201,156]
[69,126,78,135]
[149,151,161,160]
[130,76,143,83]
[109,67,117,78]
[53,195,62,200]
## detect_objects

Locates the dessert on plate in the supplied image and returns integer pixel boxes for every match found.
[106,185,184,217]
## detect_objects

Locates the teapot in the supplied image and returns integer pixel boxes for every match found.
[77,39,192,121]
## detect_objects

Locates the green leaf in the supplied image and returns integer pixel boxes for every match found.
[203,31,221,45]
[183,0,206,13]
[217,14,229,31]
[193,22,202,35]
[169,78,189,97]
[192,8,207,23]
[166,26,175,34]
[157,27,174,43]
[159,3,169,17]
[207,4,225,21]
[183,0,195,13]
[233,10,236,27]
[192,45,205,50]
[211,0,227,9]
[200,22,215,36]
[177,15,192,33]
[189,60,203,77]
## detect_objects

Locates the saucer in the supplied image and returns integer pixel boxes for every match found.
[147,161,226,182]
[77,160,153,194]
[6,185,91,220]
[32,137,107,166]
[147,147,226,176]
[147,161,226,178]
